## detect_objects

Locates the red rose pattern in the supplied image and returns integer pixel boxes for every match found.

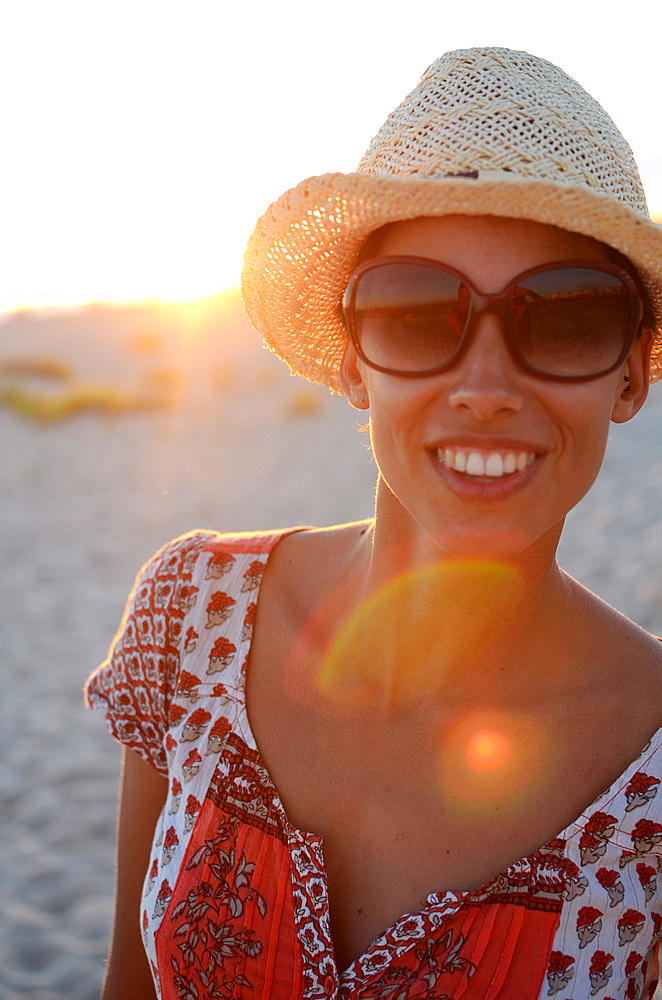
[625,772,660,812]
[206,635,237,675]
[180,706,211,742]
[631,819,662,854]
[205,550,235,579]
[576,906,603,949]
[579,812,618,866]
[205,591,236,628]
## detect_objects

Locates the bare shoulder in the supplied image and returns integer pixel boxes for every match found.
[540,579,662,803]
[612,614,662,708]
[587,586,662,668]
[279,520,373,564]
[265,520,372,604]
[570,577,662,723]
[250,520,372,662]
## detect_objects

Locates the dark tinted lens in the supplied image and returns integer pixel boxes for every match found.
[353,262,467,373]
[515,267,631,377]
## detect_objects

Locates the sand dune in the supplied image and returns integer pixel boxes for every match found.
[1,296,662,998]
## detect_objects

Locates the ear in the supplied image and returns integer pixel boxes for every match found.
[339,341,370,410]
[611,329,654,424]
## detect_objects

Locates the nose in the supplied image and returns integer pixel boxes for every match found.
[446,314,525,420]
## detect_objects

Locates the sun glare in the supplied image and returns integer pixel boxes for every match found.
[1,4,659,315]
[289,559,525,717]
[465,729,512,773]
[438,710,550,815]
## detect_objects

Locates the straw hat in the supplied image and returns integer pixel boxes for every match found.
[242,47,662,392]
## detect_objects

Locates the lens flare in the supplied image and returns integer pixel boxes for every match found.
[437,709,550,815]
[465,728,511,773]
[313,559,524,714]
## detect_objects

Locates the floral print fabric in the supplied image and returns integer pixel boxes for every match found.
[86,530,662,999]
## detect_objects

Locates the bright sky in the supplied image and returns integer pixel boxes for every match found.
[1,0,661,313]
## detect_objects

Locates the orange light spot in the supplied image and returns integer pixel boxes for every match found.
[436,709,550,815]
[315,559,523,715]
[466,728,511,773]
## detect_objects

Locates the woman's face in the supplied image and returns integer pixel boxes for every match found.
[340,215,652,562]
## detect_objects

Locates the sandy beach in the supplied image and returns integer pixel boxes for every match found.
[2,293,662,999]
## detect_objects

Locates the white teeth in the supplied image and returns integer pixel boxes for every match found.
[466,452,484,476]
[437,447,537,479]
[453,451,467,472]
[485,453,504,477]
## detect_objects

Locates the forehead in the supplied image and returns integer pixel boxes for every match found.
[359,215,612,289]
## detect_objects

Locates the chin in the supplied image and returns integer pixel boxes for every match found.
[425,523,551,564]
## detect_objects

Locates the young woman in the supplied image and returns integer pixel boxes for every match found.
[87,47,662,999]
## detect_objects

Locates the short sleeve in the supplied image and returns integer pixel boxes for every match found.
[85,531,215,775]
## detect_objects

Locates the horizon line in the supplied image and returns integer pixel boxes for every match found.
[3,211,661,319]
[0,285,243,319]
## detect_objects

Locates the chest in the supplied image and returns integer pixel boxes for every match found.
[242,536,662,971]
[247,647,655,971]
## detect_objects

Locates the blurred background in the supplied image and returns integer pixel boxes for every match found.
[1,2,661,996]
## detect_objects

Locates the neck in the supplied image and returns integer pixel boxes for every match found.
[369,473,565,588]
[319,481,578,715]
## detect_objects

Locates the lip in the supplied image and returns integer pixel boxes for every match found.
[431,436,545,455]
[429,440,544,499]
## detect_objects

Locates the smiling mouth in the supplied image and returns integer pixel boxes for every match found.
[437,446,537,479]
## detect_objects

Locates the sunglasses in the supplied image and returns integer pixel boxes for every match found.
[342,256,645,382]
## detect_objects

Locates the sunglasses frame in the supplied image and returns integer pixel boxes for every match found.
[342,256,645,382]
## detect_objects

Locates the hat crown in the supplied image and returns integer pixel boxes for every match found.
[358,47,648,217]
[243,47,662,391]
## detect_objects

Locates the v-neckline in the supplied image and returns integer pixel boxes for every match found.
[229,529,662,979]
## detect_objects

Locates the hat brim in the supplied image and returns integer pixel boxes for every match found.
[242,171,662,393]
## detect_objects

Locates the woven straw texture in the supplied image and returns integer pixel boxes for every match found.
[242,47,662,391]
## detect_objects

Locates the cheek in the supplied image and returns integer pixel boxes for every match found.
[365,384,439,499]
[364,387,409,475]
[366,406,402,486]
[556,391,616,498]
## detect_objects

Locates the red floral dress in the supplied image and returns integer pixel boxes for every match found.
[86,530,662,999]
